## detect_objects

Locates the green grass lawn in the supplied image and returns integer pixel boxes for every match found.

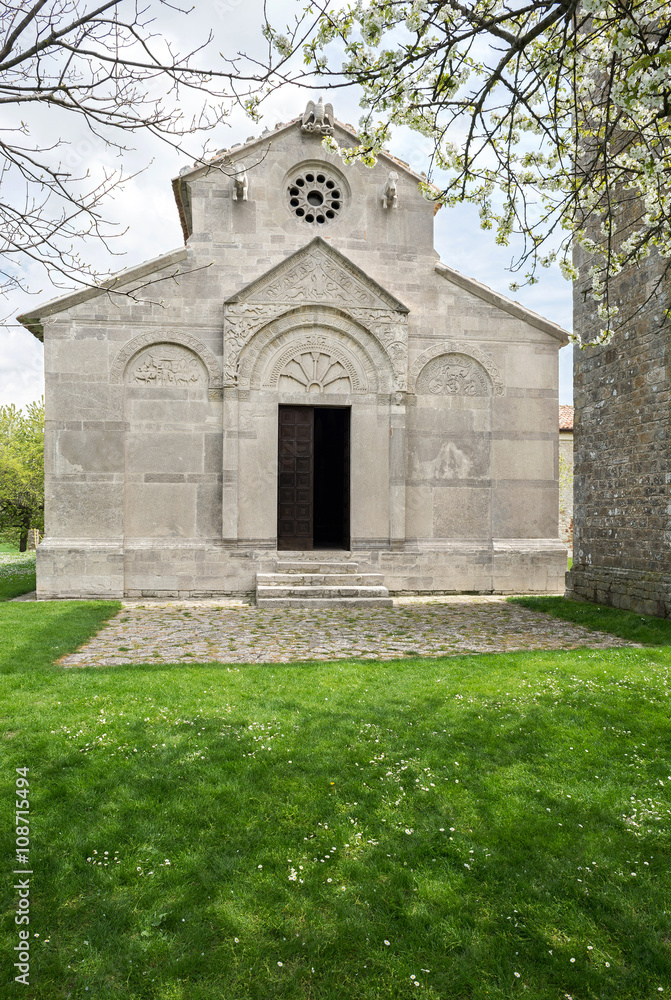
[0,548,36,602]
[0,602,670,999]
[511,595,671,646]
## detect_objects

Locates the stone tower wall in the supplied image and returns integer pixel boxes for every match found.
[567,244,670,616]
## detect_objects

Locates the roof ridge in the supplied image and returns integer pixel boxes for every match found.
[174,117,433,188]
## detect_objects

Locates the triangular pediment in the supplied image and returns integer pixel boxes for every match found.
[226,238,409,314]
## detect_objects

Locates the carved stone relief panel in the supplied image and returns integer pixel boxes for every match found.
[223,241,408,391]
[110,331,222,391]
[416,353,491,397]
[237,316,390,393]
[254,331,369,394]
[409,435,491,481]
[267,336,362,394]
[347,308,408,391]
[409,342,504,396]
[258,247,381,308]
[126,344,206,387]
[223,303,280,385]
[225,304,406,392]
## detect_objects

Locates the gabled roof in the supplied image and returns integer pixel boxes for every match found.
[435,261,570,344]
[16,248,188,341]
[175,116,432,186]
[171,116,440,242]
[226,236,409,314]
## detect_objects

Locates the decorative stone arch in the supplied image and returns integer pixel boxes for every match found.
[265,333,365,394]
[408,342,504,396]
[110,331,222,391]
[236,305,394,394]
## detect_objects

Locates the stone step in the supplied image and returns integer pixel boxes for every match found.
[256,596,394,609]
[257,572,384,587]
[256,558,391,608]
[275,560,359,574]
[257,585,390,600]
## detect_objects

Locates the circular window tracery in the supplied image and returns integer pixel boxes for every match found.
[287,169,343,225]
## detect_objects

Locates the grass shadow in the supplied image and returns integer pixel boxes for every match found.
[0,601,122,673]
[509,595,671,645]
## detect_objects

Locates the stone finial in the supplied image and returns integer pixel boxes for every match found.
[232,163,248,202]
[382,171,399,209]
[301,97,335,136]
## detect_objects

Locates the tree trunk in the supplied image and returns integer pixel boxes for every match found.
[19,529,28,552]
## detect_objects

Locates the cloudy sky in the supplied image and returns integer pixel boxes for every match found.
[0,0,573,410]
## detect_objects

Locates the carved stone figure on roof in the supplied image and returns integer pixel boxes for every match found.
[231,163,248,201]
[301,97,335,136]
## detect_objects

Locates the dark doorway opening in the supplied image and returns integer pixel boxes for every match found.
[314,407,350,549]
[277,405,350,551]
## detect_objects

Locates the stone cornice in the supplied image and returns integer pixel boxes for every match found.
[16,248,189,341]
[435,261,570,344]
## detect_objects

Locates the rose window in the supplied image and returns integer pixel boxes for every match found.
[287,170,343,225]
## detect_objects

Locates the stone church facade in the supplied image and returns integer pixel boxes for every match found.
[19,104,569,599]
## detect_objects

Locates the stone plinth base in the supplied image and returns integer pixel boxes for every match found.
[566,565,671,619]
[379,539,567,595]
[37,539,124,599]
[36,537,568,599]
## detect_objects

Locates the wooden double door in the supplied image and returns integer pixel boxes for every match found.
[277,405,350,551]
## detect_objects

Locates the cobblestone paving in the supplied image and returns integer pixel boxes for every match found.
[60,595,636,667]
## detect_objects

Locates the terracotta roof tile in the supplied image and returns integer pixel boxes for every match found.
[559,404,574,430]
